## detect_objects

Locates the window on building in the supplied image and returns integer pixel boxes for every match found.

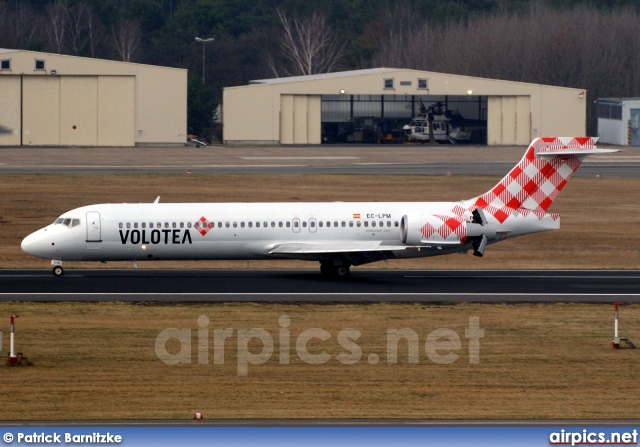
[35,59,45,70]
[0,59,10,70]
[384,78,394,89]
[418,78,428,89]
[597,102,622,120]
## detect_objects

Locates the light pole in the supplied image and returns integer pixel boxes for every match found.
[195,37,214,84]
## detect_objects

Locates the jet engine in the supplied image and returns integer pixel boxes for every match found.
[401,208,495,256]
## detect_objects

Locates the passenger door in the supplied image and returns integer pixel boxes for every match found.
[86,211,101,242]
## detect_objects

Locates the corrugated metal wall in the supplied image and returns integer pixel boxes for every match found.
[487,96,531,145]
[280,94,321,144]
[0,75,134,146]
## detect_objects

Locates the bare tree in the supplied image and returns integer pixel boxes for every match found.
[85,4,101,58]
[111,19,141,62]
[45,0,68,54]
[269,10,344,77]
[67,3,93,56]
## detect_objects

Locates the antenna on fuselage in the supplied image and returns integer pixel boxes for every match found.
[154,196,160,204]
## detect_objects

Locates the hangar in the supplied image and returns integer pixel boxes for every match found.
[0,49,186,147]
[222,68,586,146]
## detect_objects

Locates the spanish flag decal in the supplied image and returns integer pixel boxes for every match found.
[353,213,361,218]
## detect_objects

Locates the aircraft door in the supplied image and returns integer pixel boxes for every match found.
[86,211,102,242]
[309,218,317,233]
[292,218,300,233]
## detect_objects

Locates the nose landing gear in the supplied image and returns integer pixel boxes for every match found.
[51,260,63,276]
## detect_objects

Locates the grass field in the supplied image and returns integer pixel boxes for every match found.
[1,173,639,421]
[2,173,640,270]
[1,302,639,420]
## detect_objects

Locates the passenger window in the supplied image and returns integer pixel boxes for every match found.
[349,221,353,227]
[195,222,201,229]
[364,221,369,227]
[310,221,316,228]
[294,221,298,228]
[172,222,176,229]
[302,222,307,227]
[119,223,123,229]
[127,223,131,229]
[142,222,146,229]
[379,221,383,227]
[256,222,261,228]
[357,221,361,227]
[319,222,323,227]
[279,222,283,228]
[341,221,346,227]
[225,222,230,228]
[157,222,161,228]
[263,222,267,227]
[387,221,391,227]
[164,222,169,228]
[180,222,184,229]
[187,222,192,228]
[271,222,275,227]
[218,222,222,228]
[134,222,138,229]
[394,221,399,227]
[326,221,331,227]
[233,222,237,228]
[334,221,338,227]
[286,222,291,228]
[372,221,376,227]
[241,222,245,228]
[149,223,154,229]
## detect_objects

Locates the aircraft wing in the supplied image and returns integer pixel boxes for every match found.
[269,241,411,254]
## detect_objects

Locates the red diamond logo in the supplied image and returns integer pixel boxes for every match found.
[195,216,211,236]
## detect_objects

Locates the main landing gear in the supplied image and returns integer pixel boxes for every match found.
[320,261,351,278]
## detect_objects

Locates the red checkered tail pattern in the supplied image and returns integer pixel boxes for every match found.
[473,137,615,215]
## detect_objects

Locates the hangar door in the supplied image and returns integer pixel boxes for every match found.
[487,96,530,145]
[280,94,321,144]
[7,75,135,146]
[0,76,21,146]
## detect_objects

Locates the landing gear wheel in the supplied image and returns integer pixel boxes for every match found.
[52,266,64,276]
[333,264,350,277]
[320,261,351,278]
[320,262,332,276]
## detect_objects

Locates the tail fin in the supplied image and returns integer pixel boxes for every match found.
[473,137,616,222]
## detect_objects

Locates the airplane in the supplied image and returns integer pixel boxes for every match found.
[21,137,616,278]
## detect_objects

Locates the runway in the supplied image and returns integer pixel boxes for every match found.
[1,269,638,302]
[1,145,639,177]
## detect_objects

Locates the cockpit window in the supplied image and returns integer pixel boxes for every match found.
[55,217,80,227]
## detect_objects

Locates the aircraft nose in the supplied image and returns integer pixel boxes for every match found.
[21,229,52,258]
[21,231,39,256]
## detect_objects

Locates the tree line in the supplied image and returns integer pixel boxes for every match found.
[1,0,638,136]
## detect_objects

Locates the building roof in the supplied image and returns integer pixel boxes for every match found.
[249,67,399,84]
[598,97,640,103]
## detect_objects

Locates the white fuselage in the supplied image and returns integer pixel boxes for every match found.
[20,200,559,264]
